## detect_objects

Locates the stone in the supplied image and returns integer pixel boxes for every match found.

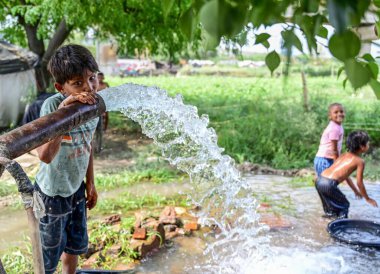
[134,212,143,229]
[81,251,100,269]
[164,224,177,233]
[105,244,121,256]
[184,222,199,231]
[130,223,166,258]
[133,227,147,240]
[259,213,292,230]
[174,206,187,215]
[159,206,177,224]
[257,203,272,213]
[165,230,179,240]
[83,243,98,259]
[142,217,159,228]
[102,214,121,225]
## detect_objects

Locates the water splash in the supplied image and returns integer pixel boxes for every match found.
[99,83,266,272]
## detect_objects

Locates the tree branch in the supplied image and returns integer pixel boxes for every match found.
[17,15,45,56]
[42,19,72,65]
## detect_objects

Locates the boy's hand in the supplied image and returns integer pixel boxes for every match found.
[59,92,97,108]
[355,192,363,199]
[85,181,98,210]
[366,198,378,207]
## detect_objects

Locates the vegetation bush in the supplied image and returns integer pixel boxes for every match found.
[107,75,380,170]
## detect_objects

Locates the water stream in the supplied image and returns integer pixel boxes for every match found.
[99,84,263,272]
[1,83,379,273]
[98,84,380,273]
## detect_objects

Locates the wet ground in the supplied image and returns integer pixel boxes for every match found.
[2,174,380,274]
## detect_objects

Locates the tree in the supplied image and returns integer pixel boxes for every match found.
[0,0,195,92]
[2,0,380,96]
[172,0,380,97]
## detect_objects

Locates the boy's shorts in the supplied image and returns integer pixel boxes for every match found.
[35,183,88,274]
[315,176,349,218]
[314,156,334,177]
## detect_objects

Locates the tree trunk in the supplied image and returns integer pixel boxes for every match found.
[20,16,72,92]
[301,71,310,112]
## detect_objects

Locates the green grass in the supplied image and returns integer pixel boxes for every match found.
[93,192,188,215]
[107,75,380,170]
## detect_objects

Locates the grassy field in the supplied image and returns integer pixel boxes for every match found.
[106,75,380,174]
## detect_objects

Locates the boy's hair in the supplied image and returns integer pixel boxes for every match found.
[328,102,343,113]
[48,44,99,84]
[346,131,370,152]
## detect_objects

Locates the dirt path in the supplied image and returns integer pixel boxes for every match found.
[0,130,151,206]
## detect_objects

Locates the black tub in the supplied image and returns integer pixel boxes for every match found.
[76,270,135,274]
[327,219,380,248]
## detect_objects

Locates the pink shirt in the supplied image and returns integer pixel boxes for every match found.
[316,121,344,159]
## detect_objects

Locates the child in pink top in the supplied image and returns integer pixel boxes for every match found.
[314,103,362,217]
[314,103,345,177]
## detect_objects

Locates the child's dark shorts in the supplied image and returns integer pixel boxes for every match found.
[314,157,334,177]
[315,176,349,218]
[35,183,88,274]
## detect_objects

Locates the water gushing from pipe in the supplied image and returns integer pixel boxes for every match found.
[99,84,267,272]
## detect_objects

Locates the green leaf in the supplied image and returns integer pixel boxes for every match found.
[254,33,270,45]
[265,50,281,75]
[282,30,303,52]
[367,62,379,79]
[328,31,360,61]
[344,59,371,89]
[337,66,344,79]
[302,0,319,13]
[262,40,270,49]
[200,0,249,39]
[374,0,380,8]
[180,8,197,39]
[317,25,328,38]
[162,0,175,18]
[362,53,375,63]
[369,79,380,99]
[343,78,348,89]
[201,29,220,50]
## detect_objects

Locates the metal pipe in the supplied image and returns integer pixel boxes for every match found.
[0,95,106,160]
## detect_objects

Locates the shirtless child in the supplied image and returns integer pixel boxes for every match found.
[316,130,378,218]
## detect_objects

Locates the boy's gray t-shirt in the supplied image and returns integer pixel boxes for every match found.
[35,93,99,197]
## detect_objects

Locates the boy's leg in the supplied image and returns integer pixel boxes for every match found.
[323,181,350,218]
[35,183,69,274]
[39,213,68,273]
[63,184,88,271]
[61,253,78,274]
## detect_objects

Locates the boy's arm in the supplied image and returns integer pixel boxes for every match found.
[104,112,109,131]
[36,101,67,163]
[330,140,339,160]
[36,136,63,163]
[345,177,362,199]
[85,146,98,210]
[356,160,378,207]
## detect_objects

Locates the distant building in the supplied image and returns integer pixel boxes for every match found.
[0,41,38,127]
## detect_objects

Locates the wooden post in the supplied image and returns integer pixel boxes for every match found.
[26,207,44,274]
[301,71,310,112]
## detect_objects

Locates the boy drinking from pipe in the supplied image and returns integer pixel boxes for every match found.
[35,44,99,273]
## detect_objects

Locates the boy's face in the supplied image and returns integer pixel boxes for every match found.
[54,69,98,97]
[362,141,370,153]
[329,105,345,124]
